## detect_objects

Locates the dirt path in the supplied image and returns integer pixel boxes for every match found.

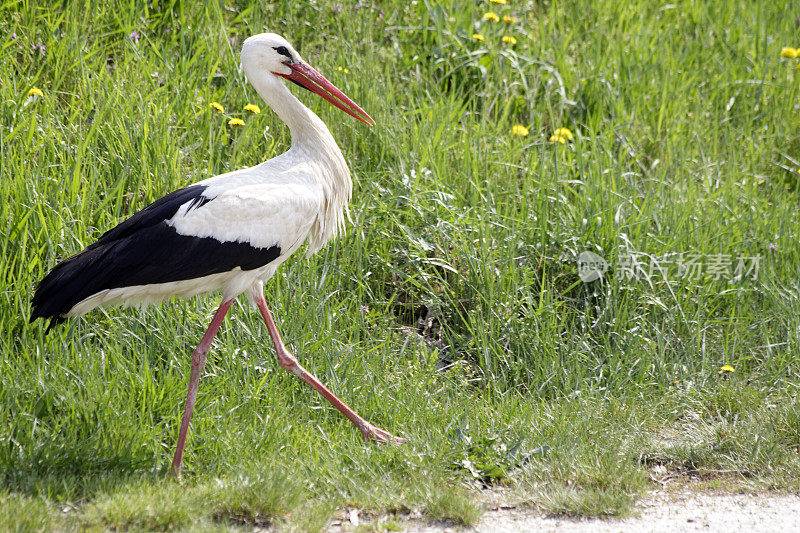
[459,492,800,532]
[331,492,800,532]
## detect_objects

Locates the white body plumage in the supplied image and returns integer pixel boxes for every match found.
[70,137,352,316]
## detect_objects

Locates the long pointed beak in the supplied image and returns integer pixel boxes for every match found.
[277,61,376,126]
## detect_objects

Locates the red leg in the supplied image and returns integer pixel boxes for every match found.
[170,298,234,479]
[255,294,405,444]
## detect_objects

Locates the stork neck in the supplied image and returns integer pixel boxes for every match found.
[244,63,353,257]
[249,72,334,148]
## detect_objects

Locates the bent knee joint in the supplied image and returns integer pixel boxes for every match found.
[278,352,303,376]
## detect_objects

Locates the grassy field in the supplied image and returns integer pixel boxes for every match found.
[2,0,800,530]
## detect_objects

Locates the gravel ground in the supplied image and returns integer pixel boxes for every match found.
[331,492,800,532]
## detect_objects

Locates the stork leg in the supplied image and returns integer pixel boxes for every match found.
[170,298,235,479]
[255,294,405,444]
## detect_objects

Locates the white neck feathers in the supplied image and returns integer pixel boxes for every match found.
[241,53,353,255]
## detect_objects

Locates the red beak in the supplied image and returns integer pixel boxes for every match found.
[277,61,375,126]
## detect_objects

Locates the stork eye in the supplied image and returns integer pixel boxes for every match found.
[273,46,293,61]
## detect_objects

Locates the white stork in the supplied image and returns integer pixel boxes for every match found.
[30,33,405,478]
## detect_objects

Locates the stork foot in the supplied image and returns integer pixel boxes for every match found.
[361,423,406,444]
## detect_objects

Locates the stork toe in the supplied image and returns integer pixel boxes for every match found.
[361,423,406,445]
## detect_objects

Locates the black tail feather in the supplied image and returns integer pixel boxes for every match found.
[30,247,105,330]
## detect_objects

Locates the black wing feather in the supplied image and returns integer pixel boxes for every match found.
[30,184,281,330]
[88,185,212,249]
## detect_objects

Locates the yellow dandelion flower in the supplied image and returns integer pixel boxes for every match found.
[511,124,529,137]
[483,11,500,22]
[336,66,350,74]
[210,101,224,113]
[490,0,507,4]
[502,35,518,45]
[719,364,735,373]
[27,87,44,98]
[502,15,518,23]
[472,33,485,41]
[549,134,566,144]
[780,47,798,58]
[244,103,261,114]
[554,126,573,141]
[228,118,245,126]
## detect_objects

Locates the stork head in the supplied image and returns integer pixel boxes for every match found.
[241,33,375,126]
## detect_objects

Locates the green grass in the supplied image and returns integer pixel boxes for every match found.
[2,0,800,529]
